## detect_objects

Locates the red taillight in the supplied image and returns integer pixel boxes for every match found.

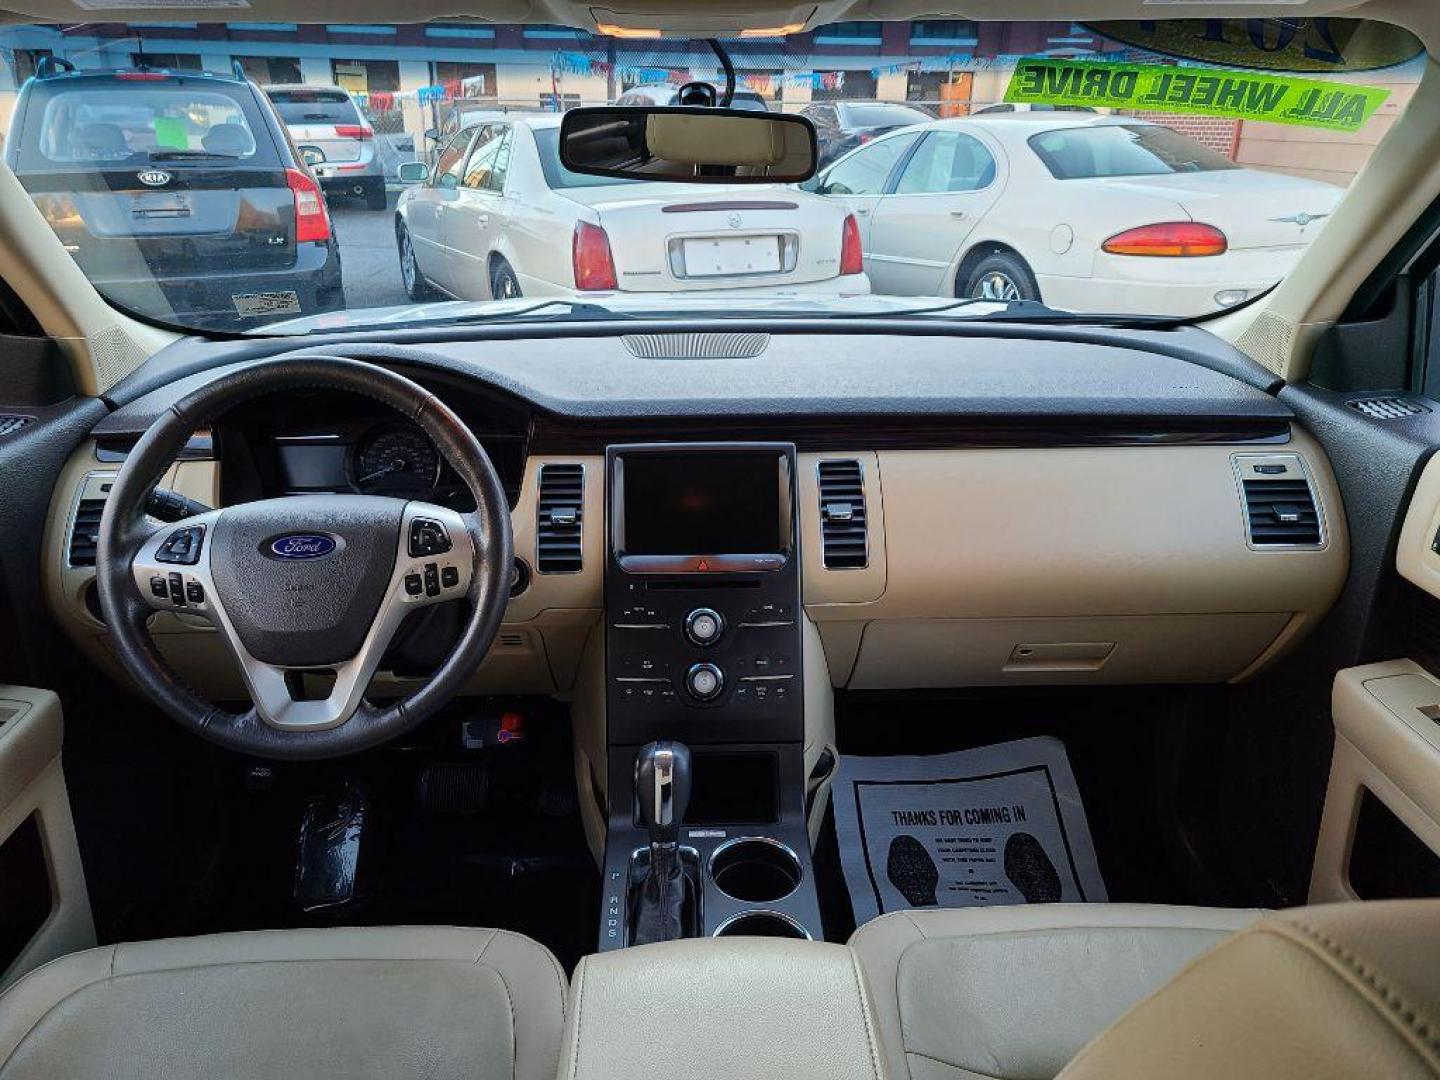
[117,72,170,81]
[286,168,331,244]
[1102,222,1227,257]
[333,124,373,140]
[839,214,864,276]
[573,221,618,291]
[857,132,874,144]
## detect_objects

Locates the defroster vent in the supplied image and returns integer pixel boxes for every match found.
[818,459,868,569]
[536,464,584,573]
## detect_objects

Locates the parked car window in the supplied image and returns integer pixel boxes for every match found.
[28,86,265,167]
[265,88,358,126]
[1028,124,1240,181]
[894,131,996,194]
[433,128,474,188]
[841,103,930,128]
[532,126,640,190]
[818,133,918,196]
[462,125,512,192]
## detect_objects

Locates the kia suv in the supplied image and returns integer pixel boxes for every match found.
[5,61,343,331]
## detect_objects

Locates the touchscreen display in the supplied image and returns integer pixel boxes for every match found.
[622,452,783,555]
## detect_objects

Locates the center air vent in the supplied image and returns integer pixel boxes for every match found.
[68,498,106,566]
[817,459,868,569]
[536,463,584,573]
[1236,454,1323,548]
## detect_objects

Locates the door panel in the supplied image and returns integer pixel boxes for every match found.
[0,686,94,988]
[409,128,474,295]
[814,133,918,290]
[868,130,1003,296]
[442,125,512,299]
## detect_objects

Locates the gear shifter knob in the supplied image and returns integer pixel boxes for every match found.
[635,740,692,847]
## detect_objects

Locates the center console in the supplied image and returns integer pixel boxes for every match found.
[598,443,823,949]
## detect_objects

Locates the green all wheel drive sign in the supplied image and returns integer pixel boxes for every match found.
[1004,58,1389,132]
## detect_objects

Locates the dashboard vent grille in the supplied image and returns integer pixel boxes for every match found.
[818,459,868,569]
[622,333,769,360]
[1347,397,1430,420]
[1242,478,1321,547]
[536,464,584,573]
[0,415,35,438]
[68,499,106,566]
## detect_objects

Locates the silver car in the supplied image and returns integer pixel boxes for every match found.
[263,84,386,209]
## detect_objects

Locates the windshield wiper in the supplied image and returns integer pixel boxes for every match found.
[147,150,242,161]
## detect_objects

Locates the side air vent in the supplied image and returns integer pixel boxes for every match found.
[536,463,584,573]
[818,459,868,569]
[68,499,107,566]
[0,415,35,438]
[1347,397,1430,420]
[1234,453,1324,549]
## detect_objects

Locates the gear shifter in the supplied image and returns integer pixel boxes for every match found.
[630,740,696,944]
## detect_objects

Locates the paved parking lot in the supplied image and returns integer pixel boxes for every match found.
[331,194,411,313]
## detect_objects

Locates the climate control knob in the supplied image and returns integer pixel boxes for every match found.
[684,607,725,647]
[685,662,725,702]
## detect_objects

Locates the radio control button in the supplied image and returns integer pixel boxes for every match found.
[685,663,724,702]
[684,607,725,647]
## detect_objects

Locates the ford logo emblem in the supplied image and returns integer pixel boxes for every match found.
[267,533,337,560]
[137,169,173,187]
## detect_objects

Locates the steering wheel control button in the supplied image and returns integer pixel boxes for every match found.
[184,580,205,605]
[155,524,205,565]
[684,607,725,647]
[423,562,441,597]
[685,662,724,702]
[149,575,168,599]
[408,518,451,558]
[441,565,460,589]
[166,572,186,607]
[404,572,424,596]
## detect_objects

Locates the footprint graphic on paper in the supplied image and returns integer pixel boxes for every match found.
[886,835,939,907]
[1004,832,1062,903]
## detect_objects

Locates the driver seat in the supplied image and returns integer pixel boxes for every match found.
[0,925,566,1080]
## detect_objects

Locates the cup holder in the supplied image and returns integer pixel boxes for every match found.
[712,911,811,940]
[708,837,802,903]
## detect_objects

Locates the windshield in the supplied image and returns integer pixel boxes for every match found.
[0,17,1423,333]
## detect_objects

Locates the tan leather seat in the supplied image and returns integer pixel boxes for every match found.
[849,903,1261,1080]
[1055,899,1440,1080]
[0,925,566,1080]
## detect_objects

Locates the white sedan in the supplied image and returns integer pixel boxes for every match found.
[395,114,870,302]
[807,113,1343,317]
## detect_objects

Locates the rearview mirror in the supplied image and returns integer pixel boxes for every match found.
[559,106,817,184]
[396,160,429,184]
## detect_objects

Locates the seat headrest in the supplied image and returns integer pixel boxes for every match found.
[1056,900,1440,1080]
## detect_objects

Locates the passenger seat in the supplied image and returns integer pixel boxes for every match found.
[849,904,1260,1080]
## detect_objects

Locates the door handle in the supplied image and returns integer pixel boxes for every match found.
[950,210,968,219]
[477,213,490,227]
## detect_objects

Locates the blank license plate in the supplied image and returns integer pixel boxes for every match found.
[682,236,781,277]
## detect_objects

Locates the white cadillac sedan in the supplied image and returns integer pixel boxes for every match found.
[808,113,1342,316]
[395,114,870,302]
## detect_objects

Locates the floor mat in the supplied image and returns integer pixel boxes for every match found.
[832,736,1107,923]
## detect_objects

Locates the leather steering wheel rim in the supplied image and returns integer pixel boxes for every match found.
[95,355,514,760]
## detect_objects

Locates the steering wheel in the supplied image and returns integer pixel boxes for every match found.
[95,356,514,760]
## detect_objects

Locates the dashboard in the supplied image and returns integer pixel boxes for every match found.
[44,326,1350,718]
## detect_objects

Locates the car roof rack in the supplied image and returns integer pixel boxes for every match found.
[35,56,76,79]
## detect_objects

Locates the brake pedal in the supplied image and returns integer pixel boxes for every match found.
[293,781,367,914]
